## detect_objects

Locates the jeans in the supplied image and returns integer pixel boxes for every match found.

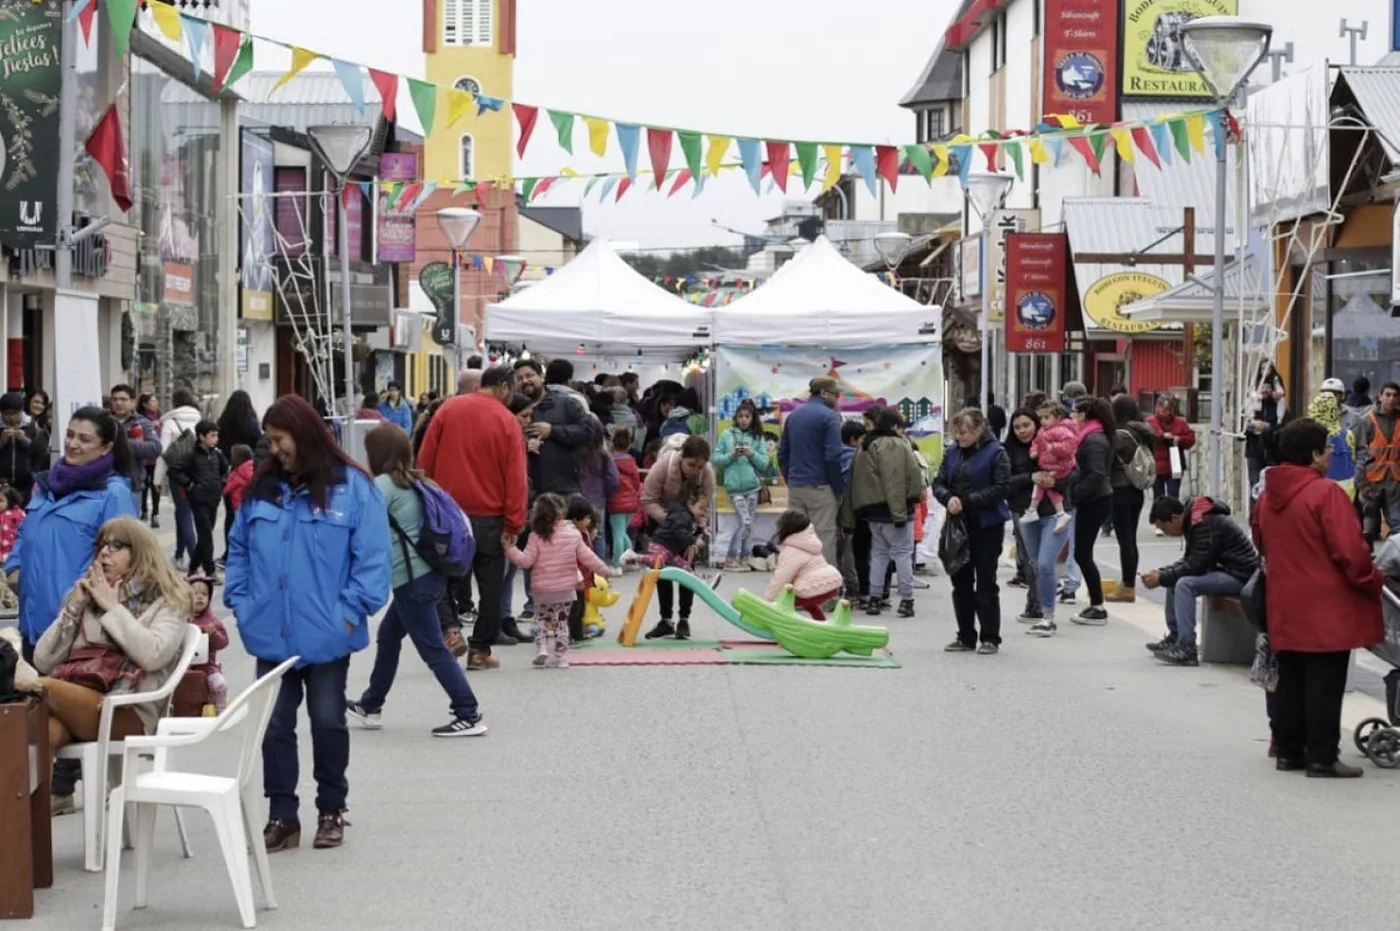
[1010,511,1040,615]
[868,520,915,599]
[359,571,480,721]
[466,515,506,654]
[788,484,840,567]
[1019,514,1073,617]
[609,513,633,567]
[1153,476,1182,500]
[173,488,196,561]
[1273,650,1351,765]
[190,498,219,575]
[950,519,1004,645]
[259,656,351,821]
[726,491,759,560]
[1163,570,1245,648]
[1111,487,1145,584]
[1058,511,1080,594]
[1074,496,1113,606]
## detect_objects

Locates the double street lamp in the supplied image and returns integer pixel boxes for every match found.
[1180,15,1272,498]
[436,207,483,376]
[962,170,1015,409]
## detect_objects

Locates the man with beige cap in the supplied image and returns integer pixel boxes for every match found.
[778,377,846,566]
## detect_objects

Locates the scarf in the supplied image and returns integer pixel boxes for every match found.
[1307,393,1343,438]
[48,453,115,499]
[1079,419,1105,438]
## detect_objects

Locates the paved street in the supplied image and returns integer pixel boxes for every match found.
[18,509,1400,930]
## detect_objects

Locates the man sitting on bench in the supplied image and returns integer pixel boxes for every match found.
[1140,495,1260,667]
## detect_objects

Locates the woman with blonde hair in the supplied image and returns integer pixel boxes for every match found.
[32,516,193,774]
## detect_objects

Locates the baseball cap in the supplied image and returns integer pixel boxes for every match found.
[1321,377,1346,394]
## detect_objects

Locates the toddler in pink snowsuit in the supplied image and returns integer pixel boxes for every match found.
[1022,405,1079,532]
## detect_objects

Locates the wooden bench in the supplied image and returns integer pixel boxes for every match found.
[1200,596,1256,664]
[0,698,53,919]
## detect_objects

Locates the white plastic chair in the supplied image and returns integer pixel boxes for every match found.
[55,623,203,872]
[101,656,298,931]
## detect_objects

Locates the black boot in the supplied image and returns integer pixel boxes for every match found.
[500,616,530,643]
[646,618,675,639]
[897,599,915,618]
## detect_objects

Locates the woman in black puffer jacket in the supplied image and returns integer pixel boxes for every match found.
[1069,397,1115,624]
[1004,408,1042,619]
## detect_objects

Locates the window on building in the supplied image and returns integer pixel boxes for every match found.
[1033,0,1042,36]
[454,76,481,96]
[992,12,1008,71]
[459,134,475,180]
[443,0,492,47]
[929,108,946,140]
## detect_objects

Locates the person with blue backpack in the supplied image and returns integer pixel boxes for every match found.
[225,395,391,853]
[347,424,485,737]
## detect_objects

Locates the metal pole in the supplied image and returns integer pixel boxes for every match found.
[217,100,239,405]
[1209,134,1228,499]
[339,184,356,452]
[451,249,462,390]
[53,0,78,290]
[980,226,990,407]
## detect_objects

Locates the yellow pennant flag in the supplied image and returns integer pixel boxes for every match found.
[820,144,843,191]
[1185,113,1206,155]
[482,256,495,274]
[705,136,731,177]
[270,47,319,97]
[1028,138,1050,165]
[932,145,950,177]
[445,89,474,130]
[1111,127,1135,164]
[149,0,182,40]
[584,117,609,157]
[561,167,579,177]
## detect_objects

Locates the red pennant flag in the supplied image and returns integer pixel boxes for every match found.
[876,145,900,192]
[369,69,398,123]
[78,0,97,45]
[513,104,539,158]
[1067,136,1100,175]
[766,142,790,192]
[646,128,672,186]
[532,176,555,201]
[977,142,999,170]
[1225,112,1242,142]
[212,25,243,90]
[760,162,772,180]
[396,182,424,211]
[667,169,692,197]
[616,176,632,202]
[84,105,131,212]
[1129,126,1161,169]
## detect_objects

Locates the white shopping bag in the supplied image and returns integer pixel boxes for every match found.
[1168,445,1183,479]
[919,493,945,565]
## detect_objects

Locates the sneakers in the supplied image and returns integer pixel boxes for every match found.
[897,599,915,618]
[1027,619,1058,637]
[724,557,750,572]
[457,609,479,628]
[866,600,883,617]
[675,618,691,640]
[432,715,488,738]
[444,629,469,657]
[747,556,769,572]
[1104,586,1136,604]
[1147,633,1177,652]
[345,700,382,730]
[976,642,1000,655]
[466,651,500,670]
[1019,512,1041,526]
[1073,607,1109,625]
[1057,589,1077,605]
[314,810,348,849]
[1306,760,1364,778]
[1154,526,1165,537]
[1017,609,1044,624]
[1053,511,1073,533]
[645,619,676,639]
[263,819,301,852]
[51,794,75,816]
[1155,643,1199,666]
[944,640,975,652]
[545,658,570,669]
[532,650,549,667]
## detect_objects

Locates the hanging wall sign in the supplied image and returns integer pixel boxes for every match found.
[1122,0,1239,98]
[1005,233,1068,353]
[1043,0,1119,125]
[0,0,62,250]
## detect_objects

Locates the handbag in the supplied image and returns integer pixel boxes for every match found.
[1249,633,1279,692]
[1240,568,1267,633]
[50,645,144,694]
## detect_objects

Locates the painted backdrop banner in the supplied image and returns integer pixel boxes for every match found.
[0,0,62,250]
[713,345,944,511]
[239,130,275,321]
[376,152,417,263]
[1121,0,1238,98]
[1043,0,1118,125]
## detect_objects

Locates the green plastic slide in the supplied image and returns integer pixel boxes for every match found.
[656,567,773,641]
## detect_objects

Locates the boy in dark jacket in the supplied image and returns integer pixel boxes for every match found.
[1141,495,1260,666]
[846,409,926,617]
[170,420,229,579]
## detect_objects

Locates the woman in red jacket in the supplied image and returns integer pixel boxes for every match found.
[1252,418,1383,778]
[1146,393,1196,501]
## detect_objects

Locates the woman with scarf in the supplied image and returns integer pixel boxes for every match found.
[1305,392,1356,499]
[1067,397,1115,626]
[1246,362,1287,501]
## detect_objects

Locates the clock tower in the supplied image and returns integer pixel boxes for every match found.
[421,0,517,183]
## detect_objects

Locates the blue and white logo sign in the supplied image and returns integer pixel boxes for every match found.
[1016,291,1058,331]
[1055,51,1106,100]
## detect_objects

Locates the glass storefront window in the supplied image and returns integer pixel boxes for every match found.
[1329,258,1398,391]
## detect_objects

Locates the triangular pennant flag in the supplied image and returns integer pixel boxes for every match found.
[1069,135,1101,174]
[533,176,555,200]
[223,35,255,90]
[677,131,703,180]
[691,172,706,199]
[875,145,899,192]
[211,25,243,91]
[1185,113,1206,156]
[950,144,972,185]
[548,111,575,154]
[977,142,1000,170]
[1047,135,1065,166]
[584,117,608,157]
[849,146,877,196]
[513,104,539,158]
[597,175,618,202]
[616,176,632,202]
[106,0,138,60]
[476,95,505,117]
[1149,121,1173,166]
[932,145,950,178]
[584,175,601,198]
[331,59,366,117]
[66,0,94,23]
[521,178,539,202]
[821,145,844,192]
[483,256,495,275]
[270,45,317,96]
[705,135,731,177]
[408,79,437,136]
[77,0,97,44]
[796,142,819,188]
[395,183,421,211]
[737,138,762,194]
[180,14,208,81]
[1088,131,1110,163]
[369,70,398,123]
[1206,111,1226,160]
[1004,140,1024,180]
[1028,137,1050,165]
[85,104,132,212]
[767,142,791,192]
[1169,118,1191,162]
[668,169,693,197]
[904,144,934,182]
[615,124,641,180]
[1131,125,1161,169]
[410,182,438,213]
[1110,127,1135,164]
[647,128,673,187]
[149,0,181,41]
[445,88,474,129]
[471,255,483,271]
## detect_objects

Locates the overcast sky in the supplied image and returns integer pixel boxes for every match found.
[250,0,958,252]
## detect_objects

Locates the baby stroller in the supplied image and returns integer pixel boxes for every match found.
[1353,539,1400,767]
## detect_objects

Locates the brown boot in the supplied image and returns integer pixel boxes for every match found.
[263,819,301,852]
[444,628,468,657]
[1104,585,1136,604]
[314,810,349,848]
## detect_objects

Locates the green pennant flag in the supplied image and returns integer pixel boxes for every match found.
[903,144,933,182]
[584,175,601,197]
[1088,131,1109,163]
[408,79,437,136]
[548,111,575,154]
[677,131,703,179]
[389,182,405,204]
[521,178,539,201]
[795,142,819,188]
[223,36,256,90]
[1168,118,1191,162]
[1004,141,1024,181]
[107,0,138,59]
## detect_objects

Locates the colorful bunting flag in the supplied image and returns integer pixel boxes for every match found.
[66,0,94,23]
[521,178,539,201]
[270,45,318,96]
[1149,121,1172,166]
[1004,140,1024,180]
[181,14,208,81]
[1185,114,1206,156]
[849,146,877,196]
[820,144,843,192]
[875,145,899,193]
[1206,111,1226,160]
[85,104,131,212]
[224,35,255,91]
[149,0,182,41]
[668,169,693,197]
[678,132,703,181]
[77,0,97,44]
[615,123,640,181]
[949,143,972,185]
[932,145,950,178]
[1169,118,1190,162]
[212,25,243,91]
[548,111,575,154]
[408,78,437,136]
[584,175,601,198]
[106,0,138,59]
[616,177,632,202]
[1131,125,1160,169]
[331,59,366,117]
[584,117,609,157]
[370,70,399,123]
[737,138,762,194]
[1028,137,1049,165]
[766,142,789,192]
[705,136,731,177]
[796,142,819,189]
[977,141,1000,170]
[446,88,474,130]
[1110,127,1135,165]
[512,104,538,157]
[476,95,505,117]
[1068,135,1100,174]
[904,144,933,182]
[598,176,617,201]
[647,128,673,186]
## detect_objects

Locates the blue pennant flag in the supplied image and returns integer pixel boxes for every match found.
[1149,121,1173,166]
[614,124,640,181]
[181,14,208,81]
[359,182,371,201]
[598,175,619,202]
[66,0,94,23]
[471,255,484,271]
[737,138,762,194]
[332,59,366,117]
[849,146,877,196]
[476,95,506,117]
[691,171,706,199]
[545,267,556,276]
[1206,111,1227,160]
[948,144,972,186]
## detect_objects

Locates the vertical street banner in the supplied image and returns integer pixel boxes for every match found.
[0,0,61,250]
[239,130,275,321]
[1005,232,1069,353]
[1043,0,1119,125]
[1121,0,1239,98]
[375,153,418,263]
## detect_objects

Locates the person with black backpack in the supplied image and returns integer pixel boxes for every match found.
[346,423,486,738]
[1105,395,1157,605]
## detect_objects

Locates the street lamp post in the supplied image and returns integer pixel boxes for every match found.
[307,124,374,452]
[873,231,913,272]
[1181,15,1272,499]
[961,171,1015,409]
[436,207,483,380]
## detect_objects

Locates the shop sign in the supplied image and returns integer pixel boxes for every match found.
[162,261,193,305]
[375,153,418,263]
[1122,0,1238,98]
[1043,0,1119,125]
[1083,271,1169,333]
[0,0,61,250]
[1005,233,1068,353]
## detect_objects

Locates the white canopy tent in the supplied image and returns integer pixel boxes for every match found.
[715,235,942,346]
[484,238,713,359]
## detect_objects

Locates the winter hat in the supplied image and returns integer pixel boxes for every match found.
[186,572,216,599]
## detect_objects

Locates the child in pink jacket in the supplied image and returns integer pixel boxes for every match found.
[1021,401,1079,532]
[506,493,613,668]
[765,510,845,619]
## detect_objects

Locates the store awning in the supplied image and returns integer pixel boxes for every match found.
[1120,255,1270,323]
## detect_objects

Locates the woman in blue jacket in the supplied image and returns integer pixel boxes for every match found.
[225,395,391,853]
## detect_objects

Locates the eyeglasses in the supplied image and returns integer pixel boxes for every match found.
[99,540,130,553]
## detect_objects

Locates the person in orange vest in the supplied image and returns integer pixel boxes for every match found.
[1353,381,1400,538]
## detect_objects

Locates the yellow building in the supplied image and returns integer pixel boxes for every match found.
[421,0,517,183]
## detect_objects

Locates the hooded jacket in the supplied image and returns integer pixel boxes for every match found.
[1251,463,1382,652]
[1147,412,1196,478]
[1111,421,1157,489]
[659,407,706,439]
[765,524,844,601]
[608,451,642,514]
[529,384,597,497]
[1341,391,1370,440]
[1157,497,1259,588]
[847,431,927,525]
[651,501,699,557]
[379,397,415,433]
[506,519,611,598]
[713,425,770,495]
[154,404,203,488]
[170,444,230,506]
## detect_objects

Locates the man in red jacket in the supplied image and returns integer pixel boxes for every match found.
[419,365,529,669]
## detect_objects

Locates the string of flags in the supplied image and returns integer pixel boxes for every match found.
[77,0,1233,204]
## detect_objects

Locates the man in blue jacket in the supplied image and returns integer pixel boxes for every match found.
[379,381,415,434]
[778,377,846,566]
